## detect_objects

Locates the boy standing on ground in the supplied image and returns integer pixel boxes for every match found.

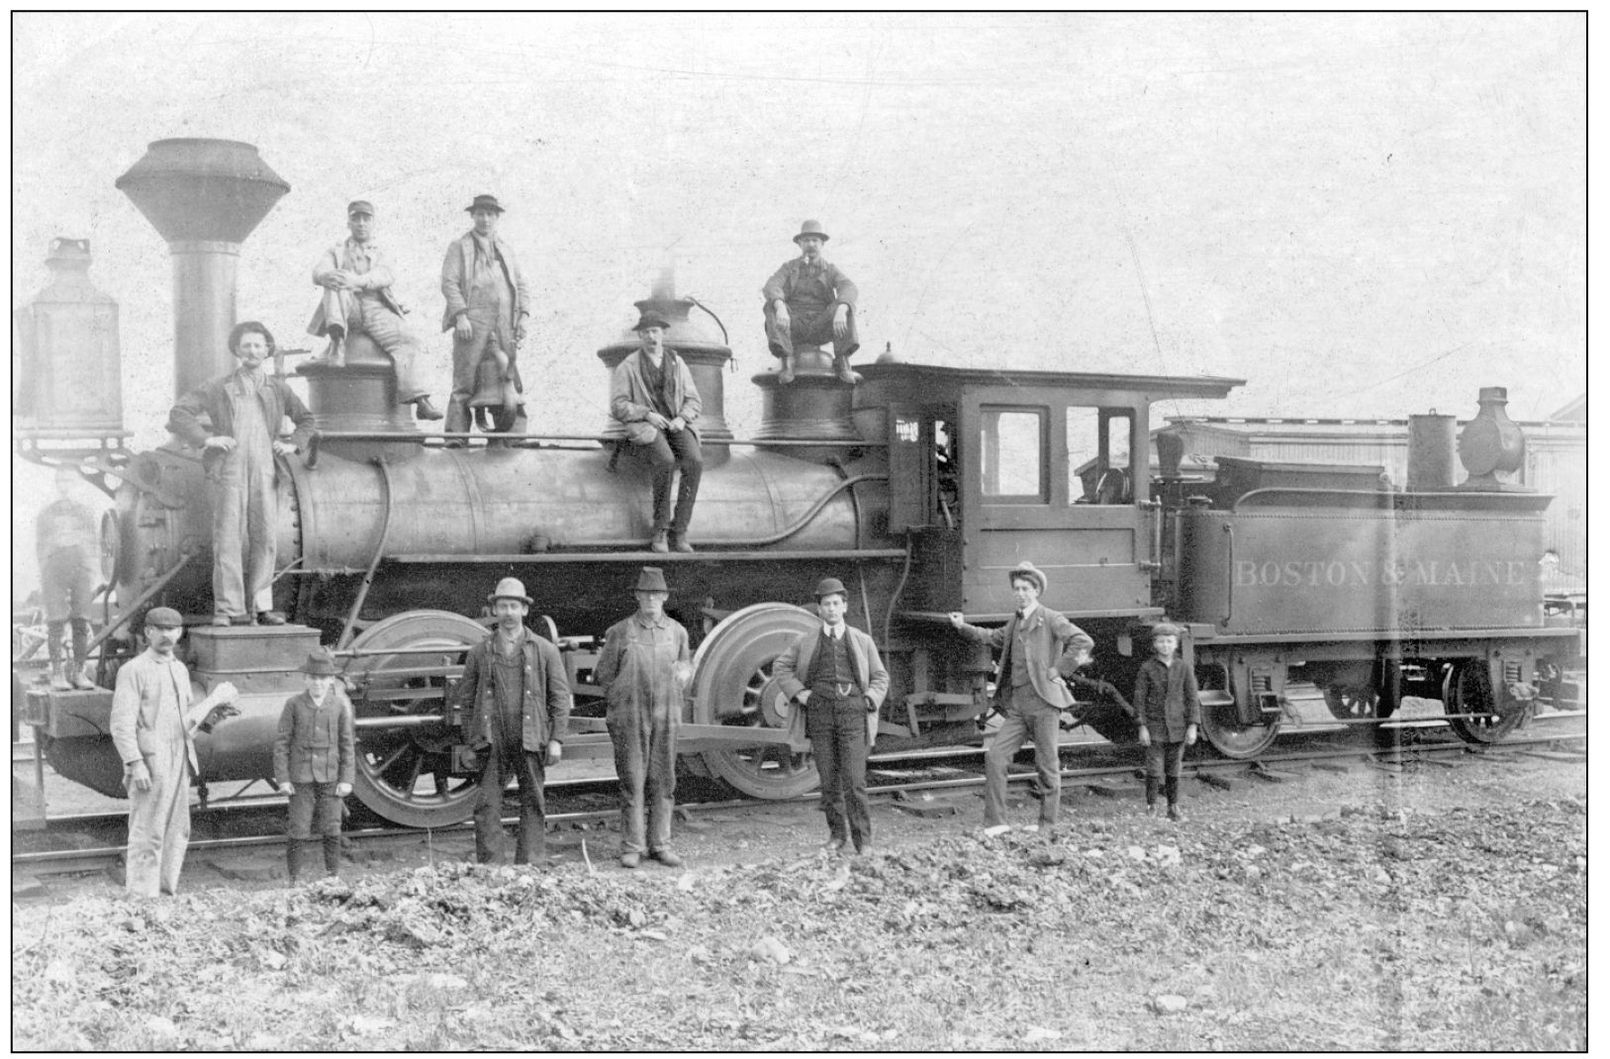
[274,648,356,882]
[1132,622,1201,821]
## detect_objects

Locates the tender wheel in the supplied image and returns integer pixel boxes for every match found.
[345,609,486,828]
[689,602,820,800]
[1197,666,1280,758]
[1322,684,1378,720]
[1443,659,1525,744]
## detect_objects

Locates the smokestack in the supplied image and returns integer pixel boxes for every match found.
[115,138,289,398]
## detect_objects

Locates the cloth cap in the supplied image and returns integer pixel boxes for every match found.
[466,193,504,214]
[1151,622,1182,639]
[793,219,830,244]
[814,577,848,599]
[633,310,672,332]
[347,200,374,217]
[487,577,533,605]
[302,649,340,676]
[635,567,669,593]
[1006,561,1048,595]
[145,606,183,629]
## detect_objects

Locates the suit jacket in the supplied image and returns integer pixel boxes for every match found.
[956,604,1094,710]
[773,623,890,748]
[607,348,703,444]
[440,231,530,332]
[308,237,406,336]
[168,369,317,476]
[449,627,573,753]
[273,689,356,785]
[109,649,202,776]
[1132,655,1203,742]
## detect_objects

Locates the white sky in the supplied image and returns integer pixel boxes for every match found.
[8,12,1590,593]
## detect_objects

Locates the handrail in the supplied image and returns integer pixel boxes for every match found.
[81,550,196,658]
[337,459,395,650]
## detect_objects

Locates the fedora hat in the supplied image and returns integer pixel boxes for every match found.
[466,193,505,214]
[793,219,830,244]
[813,577,848,599]
[301,649,341,677]
[346,200,375,217]
[1006,561,1048,595]
[635,567,669,593]
[487,577,533,605]
[633,310,672,332]
[145,606,184,629]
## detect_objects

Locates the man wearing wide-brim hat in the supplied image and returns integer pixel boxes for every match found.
[447,577,573,865]
[608,309,705,553]
[109,607,240,897]
[761,219,862,385]
[773,577,890,855]
[273,648,356,882]
[440,193,532,441]
[594,567,693,868]
[949,561,1094,838]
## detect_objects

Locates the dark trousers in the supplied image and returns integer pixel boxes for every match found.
[984,690,1063,827]
[473,742,547,865]
[805,695,872,850]
[286,780,343,838]
[607,704,679,855]
[1144,740,1187,806]
[636,429,703,535]
[765,302,860,359]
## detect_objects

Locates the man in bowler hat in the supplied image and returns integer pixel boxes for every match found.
[449,577,573,865]
[594,567,692,868]
[762,220,861,385]
[609,310,704,553]
[441,193,532,439]
[950,561,1094,837]
[773,577,890,854]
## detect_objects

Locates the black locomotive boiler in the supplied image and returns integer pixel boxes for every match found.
[17,139,1580,829]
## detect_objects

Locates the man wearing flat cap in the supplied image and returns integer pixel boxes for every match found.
[609,310,704,553]
[762,220,861,385]
[274,648,356,882]
[773,577,890,855]
[441,194,532,439]
[949,561,1094,837]
[448,577,573,865]
[308,199,443,420]
[594,567,692,868]
[109,607,239,897]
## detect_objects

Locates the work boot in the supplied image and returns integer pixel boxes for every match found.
[778,353,796,385]
[69,662,95,691]
[650,849,684,868]
[650,530,670,554]
[413,395,444,421]
[443,395,472,448]
[257,611,288,626]
[667,531,694,554]
[49,662,71,691]
[322,836,343,877]
[286,840,309,884]
[620,852,641,869]
[833,355,862,385]
[317,334,346,367]
[210,616,232,627]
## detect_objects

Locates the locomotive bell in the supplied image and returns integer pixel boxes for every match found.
[14,239,127,441]
[1457,386,1526,489]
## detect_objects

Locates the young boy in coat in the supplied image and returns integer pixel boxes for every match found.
[274,648,356,881]
[1132,623,1201,821]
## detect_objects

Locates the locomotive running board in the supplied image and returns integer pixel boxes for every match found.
[386,549,911,564]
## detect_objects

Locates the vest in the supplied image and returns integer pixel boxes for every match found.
[807,628,858,700]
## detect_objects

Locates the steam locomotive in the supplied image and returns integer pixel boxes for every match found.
[16,139,1580,829]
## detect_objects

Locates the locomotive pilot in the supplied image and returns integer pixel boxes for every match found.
[35,463,102,690]
[449,578,573,866]
[109,607,239,897]
[949,561,1094,837]
[762,219,861,385]
[609,310,704,553]
[308,199,443,421]
[441,193,531,441]
[772,577,890,855]
[168,321,317,627]
[1132,622,1201,821]
[594,567,692,868]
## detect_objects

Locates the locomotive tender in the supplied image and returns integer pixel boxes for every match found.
[18,139,1579,829]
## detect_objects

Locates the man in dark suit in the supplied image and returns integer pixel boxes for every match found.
[440,193,531,439]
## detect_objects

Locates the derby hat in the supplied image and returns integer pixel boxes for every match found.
[633,310,672,332]
[145,606,184,629]
[466,193,505,214]
[634,567,669,593]
[1150,622,1182,639]
[793,219,830,244]
[347,200,375,217]
[301,649,341,676]
[813,577,848,599]
[1006,561,1048,595]
[487,577,534,606]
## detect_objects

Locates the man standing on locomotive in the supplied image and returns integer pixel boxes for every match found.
[307,199,443,420]
[949,561,1094,837]
[594,567,692,868]
[762,220,860,385]
[449,577,572,866]
[109,607,239,897]
[168,321,317,627]
[35,463,102,690]
[609,310,704,553]
[441,193,531,441]
[773,577,890,855]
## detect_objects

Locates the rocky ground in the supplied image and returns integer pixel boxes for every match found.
[11,745,1587,1050]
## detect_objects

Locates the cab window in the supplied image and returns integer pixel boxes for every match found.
[1069,407,1134,504]
[980,407,1046,501]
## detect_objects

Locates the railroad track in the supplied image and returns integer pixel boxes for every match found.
[13,714,1586,882]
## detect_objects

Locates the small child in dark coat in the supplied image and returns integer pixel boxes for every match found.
[273,648,356,882]
[1132,623,1201,821]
